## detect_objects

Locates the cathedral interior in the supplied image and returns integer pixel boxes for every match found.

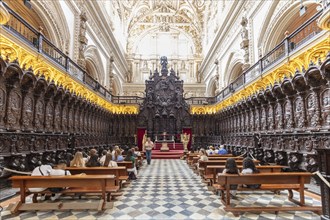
[0,0,330,219]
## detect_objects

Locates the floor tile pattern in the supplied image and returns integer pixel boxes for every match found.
[1,159,321,219]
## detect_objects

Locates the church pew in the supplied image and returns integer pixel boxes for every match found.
[117,161,134,169]
[10,175,116,213]
[215,172,322,216]
[198,160,260,175]
[66,167,127,187]
[187,153,199,165]
[205,165,285,184]
[192,156,243,164]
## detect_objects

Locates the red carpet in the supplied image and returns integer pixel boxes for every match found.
[151,149,184,159]
[154,143,184,150]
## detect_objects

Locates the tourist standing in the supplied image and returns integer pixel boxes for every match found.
[145,137,154,165]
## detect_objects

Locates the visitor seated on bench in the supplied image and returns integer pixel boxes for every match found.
[214,146,219,154]
[218,145,228,155]
[206,146,215,155]
[84,148,98,163]
[125,149,137,177]
[134,147,141,157]
[103,153,118,167]
[199,149,208,162]
[114,149,124,162]
[99,150,108,166]
[221,158,239,196]
[241,157,260,189]
[48,160,72,201]
[196,148,208,170]
[86,155,101,167]
[70,152,85,167]
[29,164,53,195]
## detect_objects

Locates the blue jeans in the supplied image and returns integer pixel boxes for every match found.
[146,150,152,164]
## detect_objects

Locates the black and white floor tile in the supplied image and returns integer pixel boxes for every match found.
[1,159,321,219]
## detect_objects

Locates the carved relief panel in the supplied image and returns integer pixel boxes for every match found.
[47,136,57,151]
[283,101,293,130]
[62,103,68,133]
[0,134,11,155]
[6,88,22,131]
[267,105,274,131]
[260,106,267,131]
[21,93,34,131]
[306,93,318,128]
[0,79,6,130]
[274,103,283,130]
[45,100,54,132]
[255,108,260,131]
[33,136,45,152]
[321,89,330,129]
[34,99,45,132]
[249,109,255,131]
[294,97,305,129]
[15,136,30,154]
[75,106,81,133]
[54,101,61,133]
[68,106,74,133]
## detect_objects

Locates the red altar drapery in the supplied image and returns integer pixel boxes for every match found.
[137,128,146,151]
[182,128,192,149]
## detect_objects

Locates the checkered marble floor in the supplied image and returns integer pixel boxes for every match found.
[1,159,322,220]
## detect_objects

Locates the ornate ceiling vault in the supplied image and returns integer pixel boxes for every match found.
[112,0,206,55]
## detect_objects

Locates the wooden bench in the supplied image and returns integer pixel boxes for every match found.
[117,161,134,169]
[192,156,245,165]
[187,153,199,165]
[206,165,285,184]
[198,160,259,176]
[10,175,116,213]
[216,172,322,216]
[66,167,127,188]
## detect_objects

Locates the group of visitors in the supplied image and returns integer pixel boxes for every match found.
[221,157,261,196]
[196,145,228,163]
[29,146,143,201]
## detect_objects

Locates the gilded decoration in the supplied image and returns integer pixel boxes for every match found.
[0,35,138,114]
[191,39,330,115]
[0,1,10,25]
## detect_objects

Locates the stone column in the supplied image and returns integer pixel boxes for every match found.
[77,11,88,70]
[240,15,250,71]
[108,56,114,94]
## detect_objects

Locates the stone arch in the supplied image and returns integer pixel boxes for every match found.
[112,75,122,96]
[32,1,71,50]
[207,77,218,97]
[261,1,319,54]
[5,0,70,50]
[223,52,244,86]
[84,45,105,85]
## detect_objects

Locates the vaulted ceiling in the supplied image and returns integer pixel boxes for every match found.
[109,0,208,56]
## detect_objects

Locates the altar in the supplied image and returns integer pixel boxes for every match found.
[155,133,175,151]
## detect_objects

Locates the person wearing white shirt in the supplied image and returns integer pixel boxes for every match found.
[48,160,71,201]
[29,165,53,193]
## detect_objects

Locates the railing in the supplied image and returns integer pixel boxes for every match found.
[189,10,324,106]
[2,3,120,103]
[112,96,144,105]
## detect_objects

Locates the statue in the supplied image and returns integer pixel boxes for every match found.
[142,130,147,151]
[160,56,168,73]
[181,132,190,152]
